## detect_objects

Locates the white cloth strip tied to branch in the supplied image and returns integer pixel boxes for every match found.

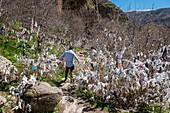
[74,44,170,108]
[5,21,170,111]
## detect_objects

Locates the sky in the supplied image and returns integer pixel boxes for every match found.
[110,0,170,12]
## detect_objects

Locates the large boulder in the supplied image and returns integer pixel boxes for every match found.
[22,82,63,113]
[0,56,18,82]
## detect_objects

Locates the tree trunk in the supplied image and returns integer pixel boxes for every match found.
[57,0,62,15]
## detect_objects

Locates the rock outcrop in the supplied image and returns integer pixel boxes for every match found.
[22,82,63,113]
[0,56,18,82]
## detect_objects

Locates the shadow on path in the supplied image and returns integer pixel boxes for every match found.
[51,80,65,87]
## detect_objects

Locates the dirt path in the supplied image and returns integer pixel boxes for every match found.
[58,83,108,113]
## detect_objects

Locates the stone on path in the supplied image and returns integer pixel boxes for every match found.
[59,83,108,113]
[59,95,108,113]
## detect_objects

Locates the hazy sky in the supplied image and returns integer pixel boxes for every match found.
[110,0,170,12]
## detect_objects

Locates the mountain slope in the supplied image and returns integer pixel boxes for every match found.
[0,0,169,53]
[0,0,129,40]
[127,8,170,29]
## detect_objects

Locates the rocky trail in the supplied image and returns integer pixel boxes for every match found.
[59,83,108,113]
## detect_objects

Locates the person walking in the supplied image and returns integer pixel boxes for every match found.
[59,46,79,83]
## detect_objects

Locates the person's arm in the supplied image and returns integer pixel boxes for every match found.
[74,53,79,64]
[59,52,65,61]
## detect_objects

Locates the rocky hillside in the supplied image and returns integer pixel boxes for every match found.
[127,8,170,29]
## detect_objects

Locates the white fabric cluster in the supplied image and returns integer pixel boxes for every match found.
[74,45,170,109]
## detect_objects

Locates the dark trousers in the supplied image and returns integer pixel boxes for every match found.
[65,65,74,81]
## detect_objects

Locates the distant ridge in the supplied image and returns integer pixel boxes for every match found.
[126,8,170,29]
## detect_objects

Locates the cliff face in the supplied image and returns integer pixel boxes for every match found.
[59,0,129,39]
[61,0,128,20]
[127,8,170,29]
